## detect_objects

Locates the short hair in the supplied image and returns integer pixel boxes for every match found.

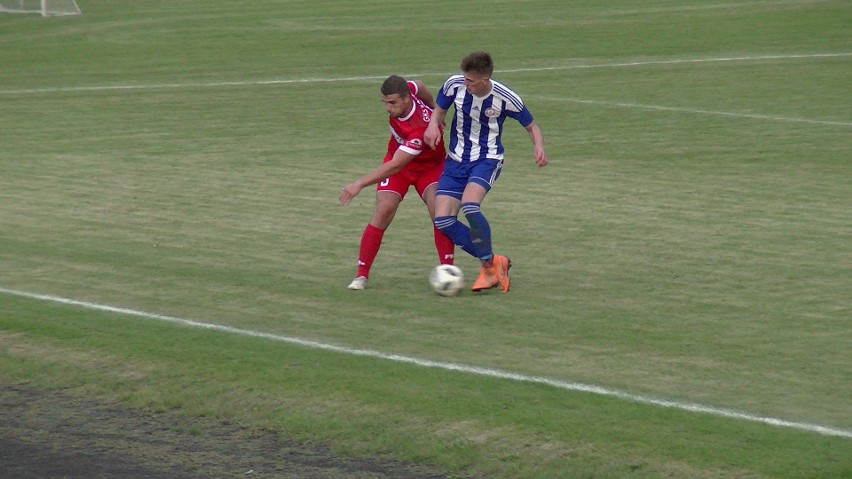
[381,75,410,97]
[460,51,494,77]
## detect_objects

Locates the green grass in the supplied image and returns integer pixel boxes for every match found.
[1,1,851,477]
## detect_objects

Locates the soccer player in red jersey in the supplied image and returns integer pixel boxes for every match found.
[339,75,457,290]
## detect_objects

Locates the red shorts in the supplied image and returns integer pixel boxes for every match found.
[376,155,444,200]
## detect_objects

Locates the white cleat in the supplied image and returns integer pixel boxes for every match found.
[348,276,367,290]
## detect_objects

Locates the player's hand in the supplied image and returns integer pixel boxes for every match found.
[424,124,440,149]
[339,183,362,206]
[533,147,548,168]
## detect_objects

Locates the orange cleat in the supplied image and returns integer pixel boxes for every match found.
[470,255,512,292]
[492,255,512,293]
[471,264,498,291]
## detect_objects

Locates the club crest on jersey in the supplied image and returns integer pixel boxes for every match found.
[408,139,423,149]
[484,107,500,118]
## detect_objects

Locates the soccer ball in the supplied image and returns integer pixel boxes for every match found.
[429,264,464,297]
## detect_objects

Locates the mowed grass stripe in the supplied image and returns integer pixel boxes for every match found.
[2,285,850,440]
[1,52,848,95]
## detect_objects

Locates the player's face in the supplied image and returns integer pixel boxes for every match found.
[382,93,411,119]
[463,72,491,96]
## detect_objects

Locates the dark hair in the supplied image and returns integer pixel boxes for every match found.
[460,51,493,76]
[381,75,410,97]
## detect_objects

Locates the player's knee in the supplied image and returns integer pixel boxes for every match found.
[370,208,397,229]
[434,215,458,233]
[461,202,481,217]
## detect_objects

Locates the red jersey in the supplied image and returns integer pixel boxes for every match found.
[386,81,445,167]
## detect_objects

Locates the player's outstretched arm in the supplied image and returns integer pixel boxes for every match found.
[338,150,417,206]
[525,122,548,168]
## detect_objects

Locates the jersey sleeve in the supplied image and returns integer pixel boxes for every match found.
[496,83,534,127]
[399,136,425,156]
[507,105,534,127]
[436,75,463,110]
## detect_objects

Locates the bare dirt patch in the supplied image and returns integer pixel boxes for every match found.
[0,384,468,479]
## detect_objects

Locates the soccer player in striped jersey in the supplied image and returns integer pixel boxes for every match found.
[339,75,456,290]
[424,51,548,293]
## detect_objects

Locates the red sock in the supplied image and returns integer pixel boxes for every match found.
[434,225,455,265]
[356,223,385,278]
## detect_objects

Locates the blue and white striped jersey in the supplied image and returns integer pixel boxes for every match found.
[436,75,534,162]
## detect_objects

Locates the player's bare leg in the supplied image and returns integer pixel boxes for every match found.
[349,191,401,290]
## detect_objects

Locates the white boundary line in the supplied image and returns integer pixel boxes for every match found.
[534,96,852,127]
[1,285,850,439]
[497,52,852,73]
[1,52,849,95]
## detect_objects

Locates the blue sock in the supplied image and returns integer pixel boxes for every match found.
[434,216,478,258]
[461,202,493,262]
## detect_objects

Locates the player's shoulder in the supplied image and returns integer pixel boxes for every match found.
[442,74,465,91]
[490,79,522,99]
[490,79,525,109]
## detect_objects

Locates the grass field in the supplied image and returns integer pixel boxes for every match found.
[1,1,850,477]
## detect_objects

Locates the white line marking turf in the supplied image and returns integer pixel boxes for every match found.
[1,285,850,439]
[1,52,849,95]
[535,96,852,127]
